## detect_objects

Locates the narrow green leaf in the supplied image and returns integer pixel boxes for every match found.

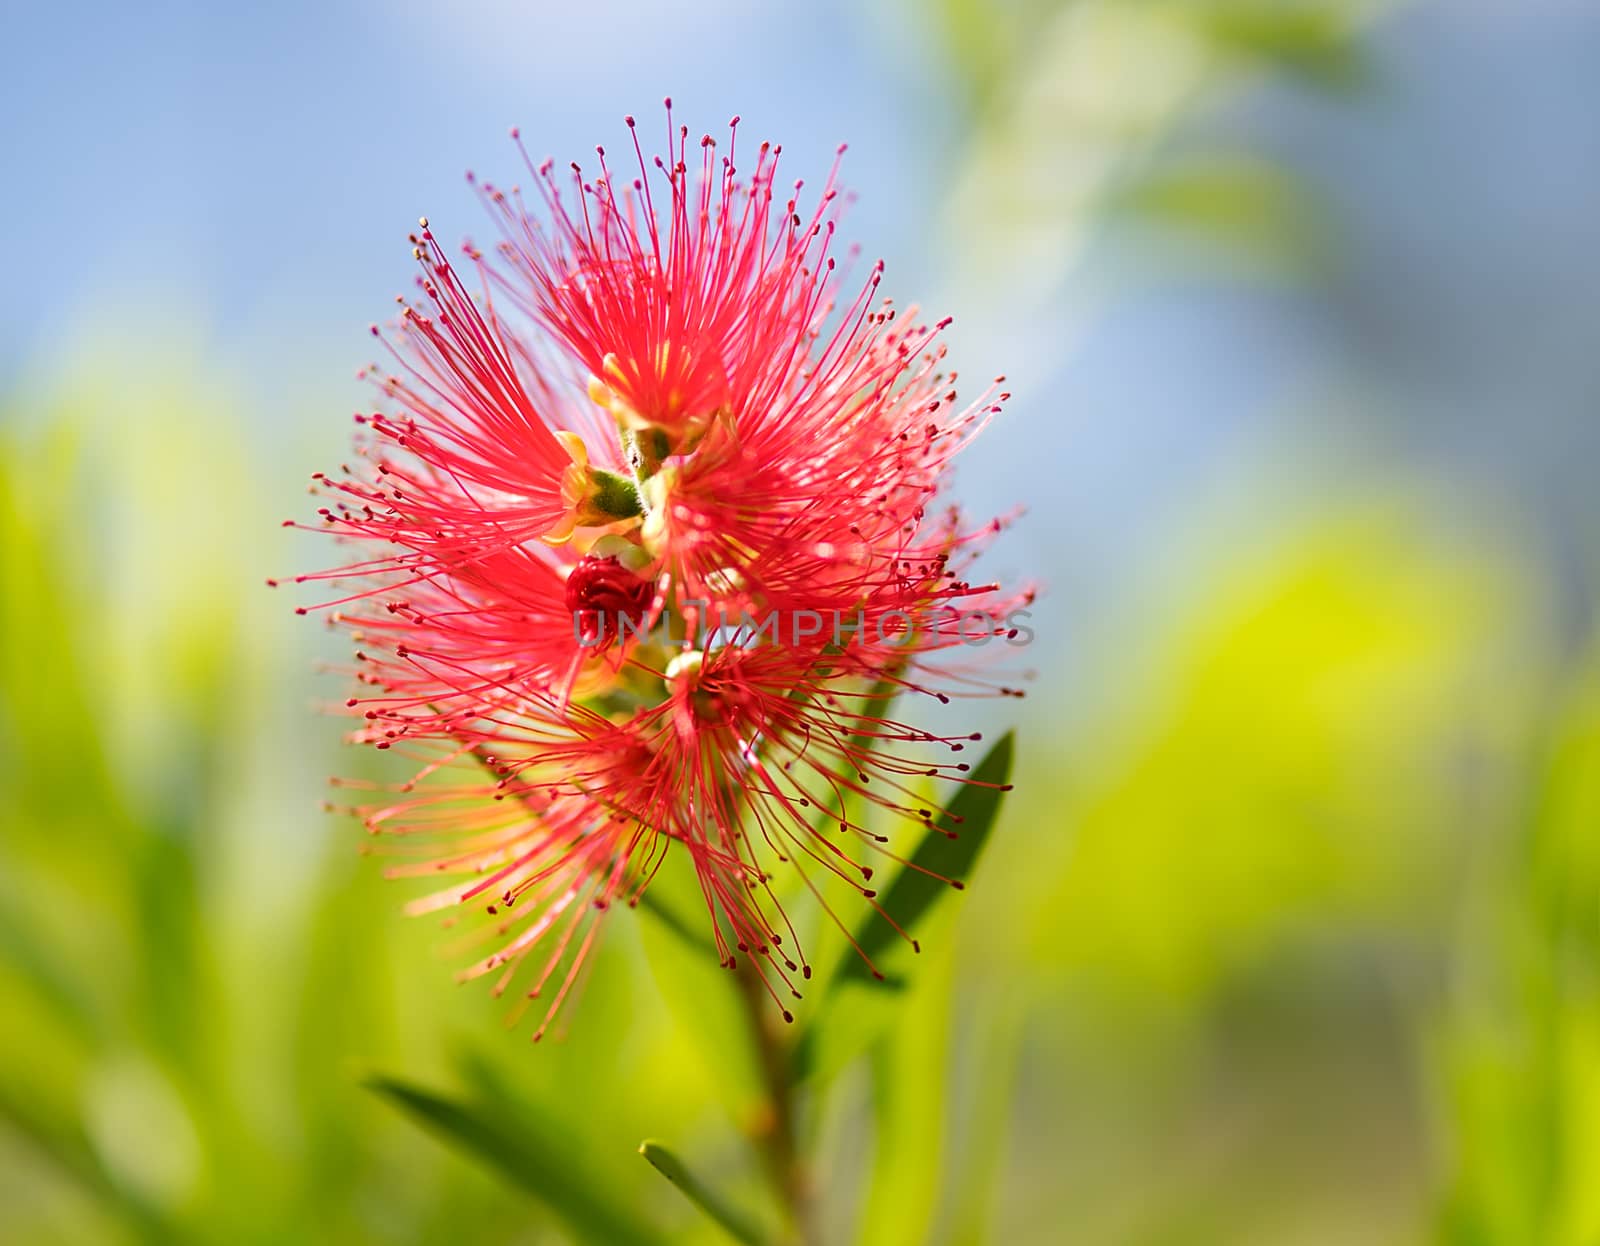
[639,1140,769,1246]
[0,1076,181,1244]
[1111,154,1323,271]
[0,879,100,1041]
[635,887,705,954]
[634,855,766,1118]
[796,665,910,846]
[855,955,954,1246]
[838,730,1014,984]
[794,732,1015,1081]
[1196,4,1364,89]
[364,1074,665,1246]
[852,666,906,743]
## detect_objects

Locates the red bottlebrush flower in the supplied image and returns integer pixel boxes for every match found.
[486,108,840,452]
[289,104,1030,1039]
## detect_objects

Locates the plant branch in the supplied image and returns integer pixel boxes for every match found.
[734,958,816,1246]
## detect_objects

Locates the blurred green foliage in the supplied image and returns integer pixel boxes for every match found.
[0,386,723,1246]
[0,379,1024,1245]
[938,0,1391,288]
[1436,655,1600,1246]
[1041,504,1522,1007]
[3,363,1594,1244]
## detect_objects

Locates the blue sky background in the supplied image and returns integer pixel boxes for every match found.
[4,0,1600,658]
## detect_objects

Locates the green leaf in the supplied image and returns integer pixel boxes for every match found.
[799,663,912,844]
[364,1074,666,1246]
[1195,3,1365,89]
[635,887,705,954]
[634,855,766,1119]
[794,731,1015,1080]
[0,878,100,1042]
[852,667,906,742]
[1111,154,1324,272]
[855,957,954,1246]
[638,1140,770,1246]
[939,995,1029,1246]
[839,730,1014,984]
[0,1072,188,1245]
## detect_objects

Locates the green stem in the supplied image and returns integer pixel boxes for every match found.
[620,425,672,495]
[734,959,816,1246]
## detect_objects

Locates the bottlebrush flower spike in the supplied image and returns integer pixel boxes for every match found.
[284,105,1031,1040]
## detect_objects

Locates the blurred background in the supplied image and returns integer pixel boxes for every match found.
[3,0,1599,1242]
